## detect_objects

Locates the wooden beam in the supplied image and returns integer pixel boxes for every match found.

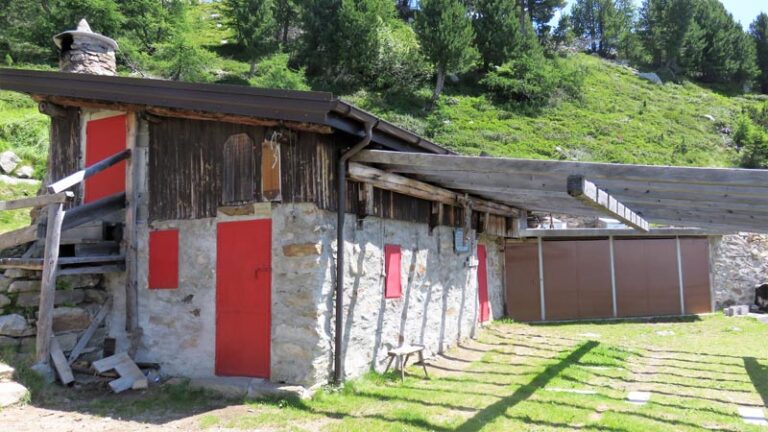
[0,225,39,251]
[353,150,768,187]
[567,175,649,232]
[47,149,131,194]
[37,101,67,118]
[348,163,518,217]
[68,298,111,364]
[516,228,720,238]
[0,192,74,211]
[35,201,65,365]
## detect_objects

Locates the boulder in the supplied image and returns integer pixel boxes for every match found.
[15,166,34,179]
[0,294,9,308]
[52,307,90,332]
[59,274,101,289]
[55,332,79,352]
[0,336,19,350]
[4,269,36,279]
[8,280,41,293]
[0,381,28,407]
[0,314,29,337]
[84,289,108,304]
[0,151,20,174]
[0,276,10,293]
[702,114,716,122]
[638,72,662,85]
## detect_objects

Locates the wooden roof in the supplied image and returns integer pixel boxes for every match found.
[352,150,768,233]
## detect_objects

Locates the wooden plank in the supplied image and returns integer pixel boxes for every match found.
[0,192,74,211]
[125,113,141,342]
[348,163,518,217]
[92,352,131,372]
[93,351,148,393]
[0,255,124,270]
[35,202,65,364]
[516,228,718,238]
[47,149,131,194]
[261,137,282,201]
[50,337,74,385]
[0,258,43,270]
[57,264,125,275]
[223,133,255,204]
[68,298,112,364]
[568,175,649,232]
[0,225,39,251]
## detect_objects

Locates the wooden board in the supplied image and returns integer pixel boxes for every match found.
[50,336,74,385]
[261,137,282,201]
[680,238,712,314]
[505,243,542,322]
[223,133,255,204]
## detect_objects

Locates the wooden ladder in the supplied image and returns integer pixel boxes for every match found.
[0,148,130,366]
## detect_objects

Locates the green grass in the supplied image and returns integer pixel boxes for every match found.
[182,314,768,431]
[345,54,759,167]
[0,90,49,180]
[0,181,40,233]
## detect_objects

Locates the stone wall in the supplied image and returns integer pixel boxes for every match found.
[135,203,505,387]
[60,38,116,76]
[710,233,768,309]
[0,269,108,359]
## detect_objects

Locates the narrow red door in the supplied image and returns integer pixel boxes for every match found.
[84,114,127,203]
[216,219,271,377]
[477,245,490,322]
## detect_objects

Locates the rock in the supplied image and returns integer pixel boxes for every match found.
[0,276,10,293]
[0,314,29,337]
[0,294,9,308]
[30,362,55,384]
[0,151,20,174]
[0,362,14,380]
[638,72,662,85]
[55,332,79,352]
[0,336,19,349]
[4,269,36,279]
[59,274,100,289]
[18,337,34,354]
[0,381,28,407]
[15,166,34,179]
[84,289,108,304]
[0,175,40,186]
[52,307,90,332]
[702,114,716,122]
[8,280,41,293]
[15,289,85,307]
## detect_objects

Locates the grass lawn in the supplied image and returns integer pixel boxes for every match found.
[5,313,765,431]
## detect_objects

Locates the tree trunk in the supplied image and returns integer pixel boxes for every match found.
[282,23,289,45]
[429,67,446,110]
[249,60,258,77]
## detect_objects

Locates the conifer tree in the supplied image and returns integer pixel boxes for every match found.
[750,13,768,93]
[415,0,478,106]
[472,0,524,69]
[222,0,276,76]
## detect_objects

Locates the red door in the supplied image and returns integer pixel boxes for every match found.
[216,219,271,377]
[477,245,490,322]
[84,114,127,203]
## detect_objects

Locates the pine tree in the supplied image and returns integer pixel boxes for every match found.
[415,0,477,106]
[517,0,566,37]
[117,0,186,55]
[472,0,524,69]
[222,0,277,76]
[750,13,768,93]
[552,12,575,48]
[273,0,297,45]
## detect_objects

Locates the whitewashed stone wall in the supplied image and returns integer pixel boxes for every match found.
[134,203,504,387]
[710,233,768,309]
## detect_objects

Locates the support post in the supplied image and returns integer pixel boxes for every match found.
[537,236,546,322]
[676,236,685,315]
[124,113,140,345]
[609,235,617,318]
[35,202,65,364]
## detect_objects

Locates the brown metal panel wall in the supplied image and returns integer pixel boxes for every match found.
[680,238,712,314]
[543,241,580,320]
[615,239,680,317]
[505,243,541,322]
[543,240,612,321]
[576,240,613,319]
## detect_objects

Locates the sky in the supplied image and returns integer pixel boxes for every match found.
[559,0,767,30]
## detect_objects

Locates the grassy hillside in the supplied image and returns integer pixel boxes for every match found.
[346,54,760,167]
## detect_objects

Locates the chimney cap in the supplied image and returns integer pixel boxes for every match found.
[53,18,118,50]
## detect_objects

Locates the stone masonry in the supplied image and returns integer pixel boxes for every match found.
[135,203,504,387]
[710,233,768,309]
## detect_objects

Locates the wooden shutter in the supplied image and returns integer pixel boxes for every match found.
[222,133,254,205]
[384,245,402,299]
[149,230,179,289]
[261,136,282,201]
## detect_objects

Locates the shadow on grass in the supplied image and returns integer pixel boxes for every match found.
[744,357,768,407]
[529,315,702,327]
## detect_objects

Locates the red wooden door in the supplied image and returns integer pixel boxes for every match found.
[216,219,271,377]
[477,245,490,322]
[84,114,126,203]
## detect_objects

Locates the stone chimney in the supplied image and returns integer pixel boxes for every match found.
[53,19,118,75]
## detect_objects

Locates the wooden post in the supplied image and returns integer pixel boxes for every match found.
[124,113,139,339]
[35,202,65,364]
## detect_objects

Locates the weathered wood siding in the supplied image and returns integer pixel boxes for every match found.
[148,117,507,235]
[48,107,81,206]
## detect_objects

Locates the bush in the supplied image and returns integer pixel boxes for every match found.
[370,21,433,93]
[480,51,584,108]
[248,53,310,91]
[735,113,768,169]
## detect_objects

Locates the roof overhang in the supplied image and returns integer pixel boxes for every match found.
[352,150,768,233]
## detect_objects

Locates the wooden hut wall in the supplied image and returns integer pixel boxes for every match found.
[48,107,81,206]
[147,117,499,233]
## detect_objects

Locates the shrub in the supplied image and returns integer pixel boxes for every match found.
[248,53,310,91]
[735,114,768,169]
[480,50,584,108]
[370,21,433,93]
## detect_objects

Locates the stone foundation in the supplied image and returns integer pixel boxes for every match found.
[135,203,504,387]
[710,233,768,309]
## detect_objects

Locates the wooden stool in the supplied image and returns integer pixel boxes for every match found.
[384,344,429,381]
